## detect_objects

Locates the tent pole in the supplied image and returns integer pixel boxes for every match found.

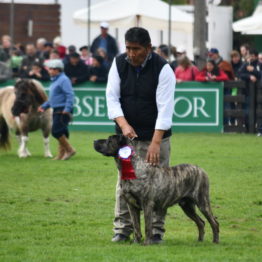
[115,28,119,41]
[168,0,172,62]
[9,0,15,45]
[136,15,141,27]
[87,0,91,50]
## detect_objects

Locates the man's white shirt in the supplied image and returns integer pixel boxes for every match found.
[106,58,176,130]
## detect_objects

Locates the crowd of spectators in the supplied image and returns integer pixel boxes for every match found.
[1,24,262,134]
[1,23,262,87]
[154,43,262,85]
[0,21,118,84]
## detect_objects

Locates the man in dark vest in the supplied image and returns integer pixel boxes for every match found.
[106,27,176,244]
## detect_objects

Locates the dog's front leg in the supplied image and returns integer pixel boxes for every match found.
[144,201,154,245]
[127,203,142,243]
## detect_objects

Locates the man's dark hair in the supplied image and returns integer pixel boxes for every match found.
[158,44,169,57]
[206,58,220,76]
[69,52,80,58]
[92,55,104,65]
[249,49,258,56]
[125,27,151,47]
[44,42,53,48]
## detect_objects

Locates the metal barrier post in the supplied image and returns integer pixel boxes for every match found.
[248,82,256,133]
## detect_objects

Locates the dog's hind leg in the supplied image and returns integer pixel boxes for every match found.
[197,195,219,243]
[127,203,142,243]
[179,198,205,242]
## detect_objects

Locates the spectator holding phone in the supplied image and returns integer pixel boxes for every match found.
[196,59,229,82]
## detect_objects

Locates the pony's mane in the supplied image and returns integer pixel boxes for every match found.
[13,79,48,112]
[28,79,48,104]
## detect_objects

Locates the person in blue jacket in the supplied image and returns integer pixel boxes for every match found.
[38,59,76,160]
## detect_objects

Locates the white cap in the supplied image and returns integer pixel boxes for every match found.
[176,46,186,54]
[100,21,109,29]
[53,36,62,45]
[45,59,64,69]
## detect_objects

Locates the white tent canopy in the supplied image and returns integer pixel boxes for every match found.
[233,1,262,35]
[73,0,193,33]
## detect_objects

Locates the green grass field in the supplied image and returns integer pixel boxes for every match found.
[0,131,261,262]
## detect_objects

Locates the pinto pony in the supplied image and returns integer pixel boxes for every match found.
[0,79,52,158]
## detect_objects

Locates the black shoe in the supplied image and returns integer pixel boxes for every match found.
[151,234,163,244]
[111,234,129,242]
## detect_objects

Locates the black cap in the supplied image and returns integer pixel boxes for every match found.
[79,45,88,51]
[68,45,76,52]
[69,52,80,58]
[92,55,104,65]
[44,42,53,48]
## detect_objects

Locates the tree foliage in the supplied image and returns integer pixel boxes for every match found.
[162,0,255,21]
[221,0,255,21]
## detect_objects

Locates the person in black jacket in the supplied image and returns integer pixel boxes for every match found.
[238,49,261,132]
[90,22,119,63]
[230,50,243,80]
[64,52,89,85]
[239,49,261,83]
[19,43,43,78]
[27,62,50,81]
[106,27,176,244]
[89,55,108,83]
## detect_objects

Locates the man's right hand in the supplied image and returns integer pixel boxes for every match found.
[115,116,138,139]
[121,123,138,139]
[38,106,44,113]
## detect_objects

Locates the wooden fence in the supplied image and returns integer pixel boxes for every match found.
[224,80,262,133]
[256,82,262,133]
[0,3,60,45]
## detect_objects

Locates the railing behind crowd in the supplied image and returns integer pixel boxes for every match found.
[224,80,262,134]
[256,82,262,133]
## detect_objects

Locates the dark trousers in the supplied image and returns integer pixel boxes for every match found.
[52,107,71,139]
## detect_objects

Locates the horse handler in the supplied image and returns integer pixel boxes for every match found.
[38,59,76,160]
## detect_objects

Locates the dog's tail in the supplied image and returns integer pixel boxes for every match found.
[0,116,10,150]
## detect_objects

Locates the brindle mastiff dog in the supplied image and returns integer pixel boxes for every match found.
[94,135,219,245]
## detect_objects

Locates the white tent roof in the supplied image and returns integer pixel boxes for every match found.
[233,1,262,35]
[73,0,193,33]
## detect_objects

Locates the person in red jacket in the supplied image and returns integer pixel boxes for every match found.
[196,59,229,82]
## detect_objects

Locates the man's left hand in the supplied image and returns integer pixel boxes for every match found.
[146,142,161,166]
